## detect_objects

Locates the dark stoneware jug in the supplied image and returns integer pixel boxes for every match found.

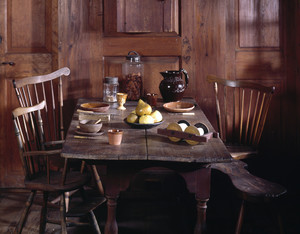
[159,69,189,102]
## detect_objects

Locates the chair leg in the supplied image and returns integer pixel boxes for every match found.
[60,194,67,234]
[14,190,36,234]
[235,200,245,234]
[88,210,101,234]
[268,203,285,234]
[39,192,48,234]
[65,191,70,212]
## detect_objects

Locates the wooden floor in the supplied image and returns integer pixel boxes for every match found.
[0,159,299,234]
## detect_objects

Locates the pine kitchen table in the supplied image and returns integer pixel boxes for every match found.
[61,98,233,234]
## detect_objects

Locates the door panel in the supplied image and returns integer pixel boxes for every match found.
[239,0,280,47]
[7,0,52,53]
[0,0,53,187]
[236,51,284,79]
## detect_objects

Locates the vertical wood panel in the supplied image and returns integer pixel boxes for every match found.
[180,0,195,99]
[239,0,280,48]
[58,0,103,100]
[195,0,227,128]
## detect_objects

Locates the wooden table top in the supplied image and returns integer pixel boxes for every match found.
[61,98,232,164]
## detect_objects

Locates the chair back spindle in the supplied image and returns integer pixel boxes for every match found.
[13,101,47,180]
[13,67,70,143]
[207,75,275,160]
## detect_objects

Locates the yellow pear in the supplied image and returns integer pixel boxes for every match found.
[135,99,152,116]
[150,110,163,123]
[139,115,154,124]
[127,113,139,123]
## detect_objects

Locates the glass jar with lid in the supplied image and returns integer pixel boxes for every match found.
[103,77,119,102]
[122,51,144,101]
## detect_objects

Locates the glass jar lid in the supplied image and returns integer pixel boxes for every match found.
[126,51,141,63]
[104,77,119,84]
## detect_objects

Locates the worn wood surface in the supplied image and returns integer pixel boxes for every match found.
[62,98,232,163]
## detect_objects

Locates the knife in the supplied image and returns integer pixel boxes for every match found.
[74,135,103,140]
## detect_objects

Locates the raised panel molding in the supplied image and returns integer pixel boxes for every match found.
[4,54,52,78]
[103,37,181,56]
[239,0,280,48]
[7,0,52,53]
[117,0,179,33]
[104,0,179,36]
[236,51,284,79]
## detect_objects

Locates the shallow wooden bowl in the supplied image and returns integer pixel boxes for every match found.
[80,102,110,112]
[163,101,195,113]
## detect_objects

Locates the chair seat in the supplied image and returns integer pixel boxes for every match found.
[25,171,91,192]
[226,144,258,160]
[67,195,106,217]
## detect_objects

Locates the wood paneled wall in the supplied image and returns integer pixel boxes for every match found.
[57,0,296,156]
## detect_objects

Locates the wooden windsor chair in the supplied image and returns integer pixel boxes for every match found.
[207,74,275,160]
[207,75,286,234]
[12,101,105,234]
[12,67,105,197]
[13,67,70,145]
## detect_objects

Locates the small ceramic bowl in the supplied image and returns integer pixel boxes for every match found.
[79,119,103,133]
[108,129,123,145]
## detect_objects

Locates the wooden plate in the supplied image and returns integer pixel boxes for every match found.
[163,101,195,113]
[80,102,110,112]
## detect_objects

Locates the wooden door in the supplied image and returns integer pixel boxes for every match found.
[223,0,288,155]
[0,0,56,187]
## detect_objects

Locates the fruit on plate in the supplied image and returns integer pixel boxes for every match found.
[126,113,139,123]
[135,99,152,116]
[125,99,163,125]
[139,115,155,124]
[150,110,163,123]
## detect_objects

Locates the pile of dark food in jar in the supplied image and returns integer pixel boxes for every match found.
[124,72,142,100]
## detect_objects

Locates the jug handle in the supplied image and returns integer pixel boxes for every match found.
[180,69,189,87]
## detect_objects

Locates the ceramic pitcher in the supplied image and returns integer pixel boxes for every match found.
[159,69,189,102]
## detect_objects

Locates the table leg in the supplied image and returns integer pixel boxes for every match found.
[104,195,119,234]
[194,198,209,234]
[194,168,210,234]
[181,167,211,234]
